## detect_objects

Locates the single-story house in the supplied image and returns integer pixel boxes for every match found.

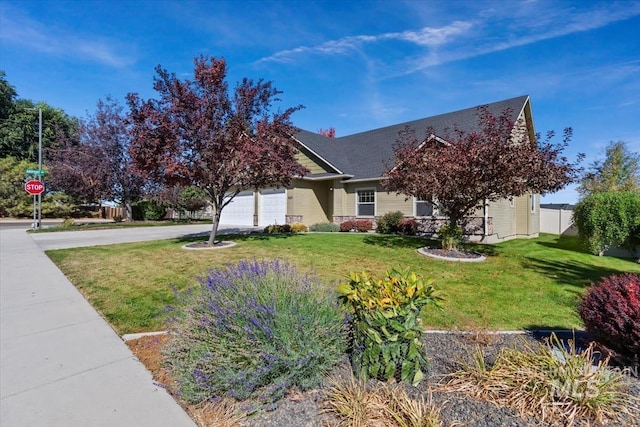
[219,95,541,243]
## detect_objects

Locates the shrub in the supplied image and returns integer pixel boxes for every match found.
[579,273,640,367]
[340,220,355,232]
[337,269,443,385]
[443,334,640,425]
[340,220,372,232]
[355,219,373,232]
[144,201,167,220]
[289,223,308,233]
[376,211,404,234]
[263,224,292,234]
[438,223,463,250]
[398,218,418,235]
[163,260,347,406]
[573,191,640,255]
[113,215,123,223]
[309,222,340,232]
[60,218,75,228]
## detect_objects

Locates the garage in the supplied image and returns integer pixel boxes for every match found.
[259,188,287,226]
[219,191,255,226]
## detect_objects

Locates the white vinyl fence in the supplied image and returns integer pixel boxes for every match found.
[540,205,577,236]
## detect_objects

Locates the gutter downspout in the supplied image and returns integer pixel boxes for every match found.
[483,199,489,241]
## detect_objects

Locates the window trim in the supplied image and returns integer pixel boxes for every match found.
[355,188,376,217]
[413,196,437,217]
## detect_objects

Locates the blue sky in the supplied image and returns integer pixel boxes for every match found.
[1,0,639,203]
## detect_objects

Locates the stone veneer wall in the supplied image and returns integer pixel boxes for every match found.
[286,215,303,224]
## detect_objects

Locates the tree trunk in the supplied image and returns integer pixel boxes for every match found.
[124,201,133,222]
[208,205,222,245]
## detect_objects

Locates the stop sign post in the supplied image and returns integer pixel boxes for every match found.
[25,179,45,229]
[24,180,45,195]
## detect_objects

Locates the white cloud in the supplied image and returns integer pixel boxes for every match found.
[255,21,473,64]
[0,4,135,68]
[257,2,640,79]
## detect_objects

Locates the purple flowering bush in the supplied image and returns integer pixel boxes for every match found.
[163,260,347,406]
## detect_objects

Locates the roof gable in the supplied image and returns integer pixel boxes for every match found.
[296,95,531,181]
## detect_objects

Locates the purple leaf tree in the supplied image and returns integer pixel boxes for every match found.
[127,56,308,245]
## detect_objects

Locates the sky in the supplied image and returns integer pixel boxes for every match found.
[1,0,639,204]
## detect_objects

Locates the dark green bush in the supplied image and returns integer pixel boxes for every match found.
[309,222,340,232]
[132,200,167,221]
[163,260,347,406]
[377,211,404,234]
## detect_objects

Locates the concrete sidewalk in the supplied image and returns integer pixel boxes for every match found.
[0,228,196,426]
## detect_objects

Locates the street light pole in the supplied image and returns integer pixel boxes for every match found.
[37,107,42,229]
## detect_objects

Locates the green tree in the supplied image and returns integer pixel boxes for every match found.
[0,156,78,218]
[0,72,79,162]
[0,156,35,216]
[0,71,17,122]
[578,141,639,196]
[573,191,640,256]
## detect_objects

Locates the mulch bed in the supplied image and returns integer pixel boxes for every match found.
[127,332,640,427]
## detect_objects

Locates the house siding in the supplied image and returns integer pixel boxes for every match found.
[515,193,539,237]
[341,183,412,217]
[296,150,333,174]
[489,199,517,239]
[287,179,331,225]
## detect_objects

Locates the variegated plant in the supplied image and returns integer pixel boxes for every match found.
[338,269,443,385]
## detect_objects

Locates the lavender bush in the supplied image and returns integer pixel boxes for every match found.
[163,260,347,406]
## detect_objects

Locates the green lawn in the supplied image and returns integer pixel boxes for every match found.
[46,233,639,335]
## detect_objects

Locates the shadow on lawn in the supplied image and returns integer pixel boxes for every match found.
[363,234,500,256]
[175,231,295,244]
[535,235,591,254]
[522,256,631,291]
[362,234,435,249]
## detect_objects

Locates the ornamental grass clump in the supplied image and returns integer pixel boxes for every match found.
[442,333,640,426]
[163,260,347,406]
[323,373,443,427]
[338,269,443,385]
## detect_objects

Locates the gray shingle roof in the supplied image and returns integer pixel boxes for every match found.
[296,95,530,180]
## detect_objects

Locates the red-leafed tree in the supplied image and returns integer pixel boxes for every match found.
[127,56,308,245]
[383,106,581,249]
[318,127,336,138]
[48,97,143,220]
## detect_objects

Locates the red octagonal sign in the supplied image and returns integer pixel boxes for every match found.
[24,180,45,195]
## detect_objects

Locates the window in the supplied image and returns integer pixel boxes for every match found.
[356,189,375,216]
[530,193,536,213]
[414,197,435,216]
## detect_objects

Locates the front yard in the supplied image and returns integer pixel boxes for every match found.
[46,232,639,335]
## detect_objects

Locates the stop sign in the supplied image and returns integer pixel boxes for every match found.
[24,180,45,195]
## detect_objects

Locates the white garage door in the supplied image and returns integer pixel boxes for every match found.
[259,188,287,226]
[219,191,255,226]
